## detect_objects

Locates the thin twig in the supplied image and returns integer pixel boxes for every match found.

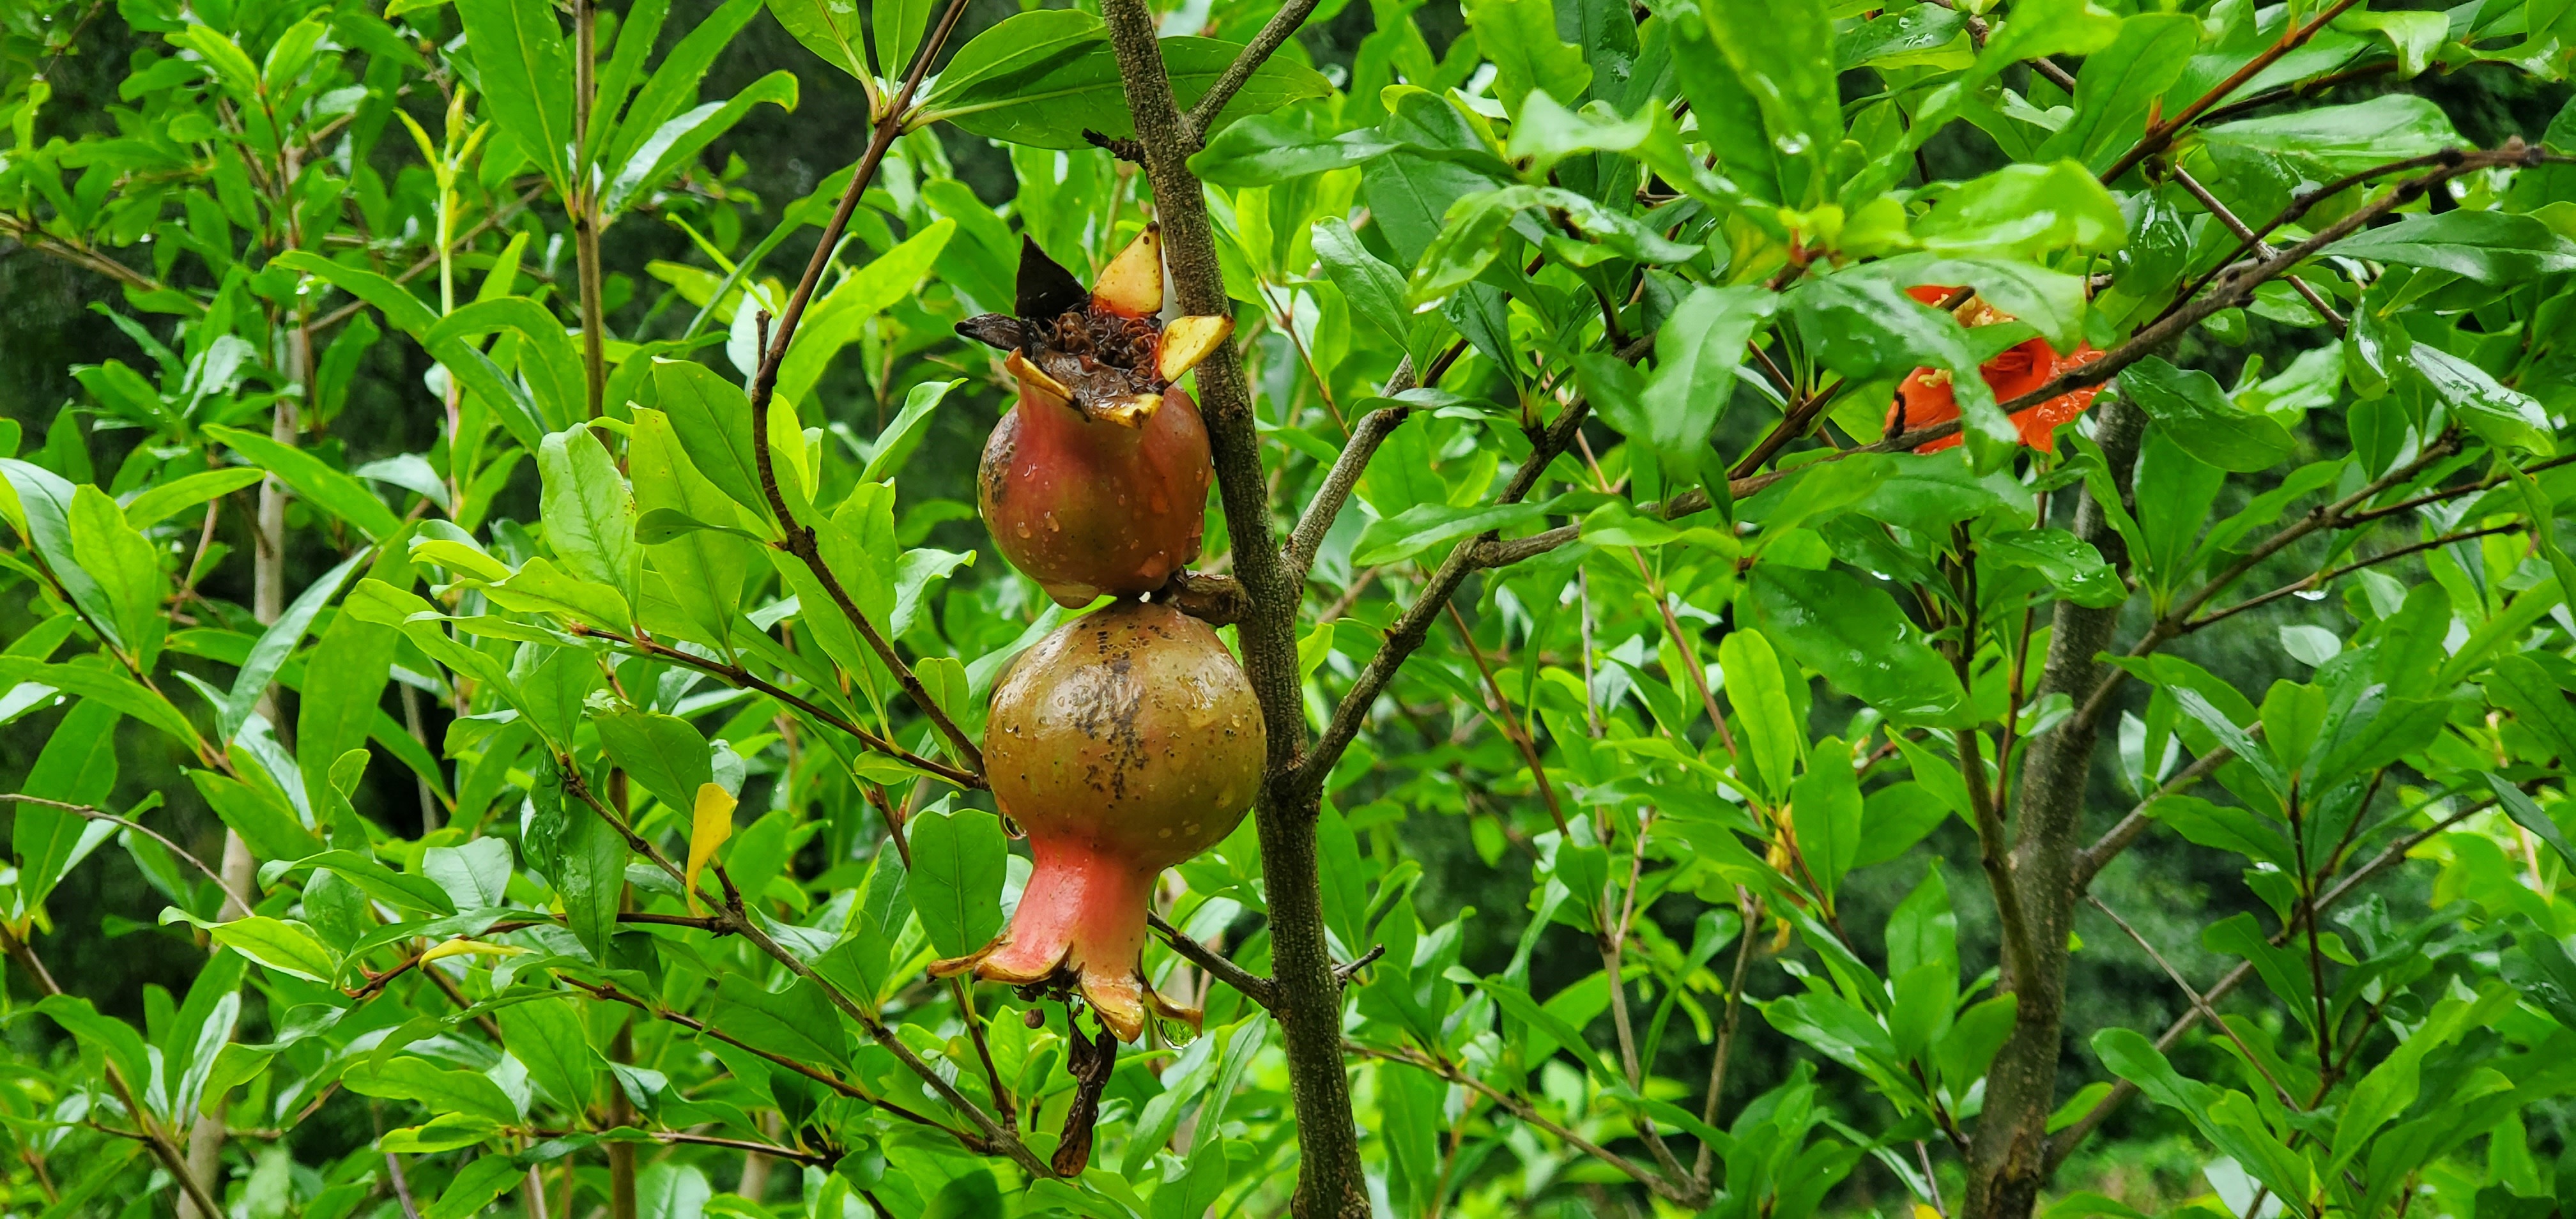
[2097,0,2366,184]
[0,794,254,912]
[2085,896,2301,1110]
[1345,1040,1699,1205]
[2164,161,2345,332]
[2186,523,2525,631]
[1147,910,1276,1008]
[1182,0,1326,141]
[740,0,985,774]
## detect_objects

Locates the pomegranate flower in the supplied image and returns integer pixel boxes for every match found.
[1885,285,2103,454]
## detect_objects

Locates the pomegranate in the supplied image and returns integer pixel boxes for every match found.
[1886,285,2104,453]
[956,226,1233,607]
[931,599,1265,1043]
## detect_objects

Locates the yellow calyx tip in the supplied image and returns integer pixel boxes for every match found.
[1156,315,1232,383]
[1092,223,1165,318]
[1005,351,1076,409]
[1087,394,1164,429]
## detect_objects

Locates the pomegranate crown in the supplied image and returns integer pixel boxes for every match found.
[954,224,1233,429]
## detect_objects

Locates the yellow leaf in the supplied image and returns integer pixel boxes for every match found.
[420,938,528,963]
[1915,1206,1943,1219]
[686,782,739,914]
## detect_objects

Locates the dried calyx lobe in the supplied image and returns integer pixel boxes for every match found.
[954,226,1230,427]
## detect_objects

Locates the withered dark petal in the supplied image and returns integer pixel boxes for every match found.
[955,314,1024,351]
[1015,235,1090,321]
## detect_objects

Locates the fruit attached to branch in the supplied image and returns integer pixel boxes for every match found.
[957,227,1233,607]
[1887,285,2104,452]
[931,599,1265,1043]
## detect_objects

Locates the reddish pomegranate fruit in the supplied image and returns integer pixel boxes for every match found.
[957,227,1232,607]
[931,599,1265,1042]
[1886,284,2104,454]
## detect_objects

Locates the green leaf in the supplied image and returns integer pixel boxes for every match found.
[1597,284,1775,466]
[860,378,962,485]
[2488,775,2576,869]
[2145,793,2288,867]
[343,1055,522,1124]
[425,1158,526,1219]
[594,707,714,815]
[1981,529,2123,606]
[776,220,954,410]
[1191,110,1400,188]
[2329,210,2576,284]
[259,849,457,914]
[2334,8,2447,79]
[480,556,634,634]
[604,71,799,217]
[2038,13,2200,174]
[2115,357,2295,473]
[2198,94,2460,174]
[1463,0,1590,112]
[1312,217,1413,355]
[714,973,851,1071]
[188,769,321,863]
[2409,346,2553,455]
[34,995,153,1094]
[121,468,264,530]
[1691,0,1838,206]
[424,299,585,434]
[0,657,202,754]
[66,486,166,671]
[1,459,119,643]
[2091,1028,2314,1209]
[1351,498,1563,567]
[649,360,768,520]
[924,20,1331,150]
[14,699,123,907]
[228,550,369,740]
[630,410,752,648]
[204,424,402,541]
[1978,0,2120,66]
[1743,565,1966,723]
[1933,993,2018,1093]
[763,0,875,81]
[539,425,641,607]
[873,0,933,82]
[1789,741,1861,904]
[295,601,399,811]
[457,0,576,194]
[207,916,342,984]
[908,809,1007,958]
[1913,161,2126,258]
[495,996,601,1114]
[554,786,629,961]
[1717,630,1801,802]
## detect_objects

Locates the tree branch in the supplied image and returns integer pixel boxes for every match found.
[1344,1040,1701,1206]
[2096,0,2366,184]
[2184,523,2524,632]
[2163,161,2344,333]
[1183,0,1327,142]
[616,632,983,789]
[2046,791,2501,1167]
[739,0,985,775]
[1146,910,1275,1008]
[2071,746,2235,889]
[0,795,254,912]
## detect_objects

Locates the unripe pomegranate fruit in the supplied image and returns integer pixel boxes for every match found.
[957,227,1234,607]
[931,600,1265,1043]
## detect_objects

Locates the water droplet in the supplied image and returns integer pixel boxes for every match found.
[1015,521,1032,538]
[2295,590,2327,601]
[1045,512,1061,533]
[1775,134,1811,156]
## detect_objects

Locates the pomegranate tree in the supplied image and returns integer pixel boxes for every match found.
[933,599,1265,1043]
[957,226,1232,607]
